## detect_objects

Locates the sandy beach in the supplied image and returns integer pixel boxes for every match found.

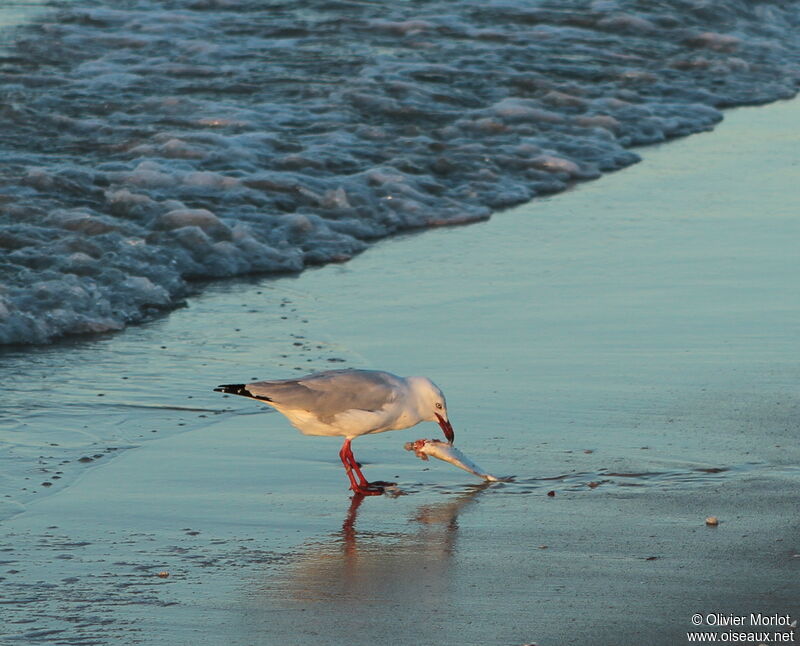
[2,94,799,645]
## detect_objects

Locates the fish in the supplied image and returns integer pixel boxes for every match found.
[404,439,513,482]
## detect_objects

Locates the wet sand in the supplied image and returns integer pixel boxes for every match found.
[2,99,800,644]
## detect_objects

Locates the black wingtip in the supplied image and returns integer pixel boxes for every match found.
[214,384,254,397]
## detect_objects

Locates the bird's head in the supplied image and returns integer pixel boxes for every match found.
[408,376,454,444]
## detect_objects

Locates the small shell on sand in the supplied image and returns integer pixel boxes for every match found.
[705,516,719,526]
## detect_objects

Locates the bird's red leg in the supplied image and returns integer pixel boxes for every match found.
[339,439,383,496]
[339,439,364,492]
[344,443,370,487]
[346,441,397,493]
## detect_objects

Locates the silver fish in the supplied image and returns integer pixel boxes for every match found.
[404,439,513,482]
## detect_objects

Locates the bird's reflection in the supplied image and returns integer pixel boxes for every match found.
[339,484,486,559]
[256,485,491,634]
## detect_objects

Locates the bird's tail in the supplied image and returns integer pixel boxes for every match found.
[214,384,255,398]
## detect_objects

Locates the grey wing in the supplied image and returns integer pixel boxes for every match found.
[246,369,403,422]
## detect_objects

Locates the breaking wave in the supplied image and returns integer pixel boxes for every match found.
[1,0,798,343]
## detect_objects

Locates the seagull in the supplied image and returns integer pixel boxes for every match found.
[214,369,455,496]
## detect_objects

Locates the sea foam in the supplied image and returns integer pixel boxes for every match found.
[0,0,798,343]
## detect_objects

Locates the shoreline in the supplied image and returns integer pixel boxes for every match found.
[2,96,799,644]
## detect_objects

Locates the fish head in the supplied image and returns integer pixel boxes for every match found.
[404,439,431,460]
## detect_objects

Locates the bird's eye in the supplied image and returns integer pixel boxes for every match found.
[435,402,443,410]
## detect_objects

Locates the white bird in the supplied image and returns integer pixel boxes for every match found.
[214,369,455,496]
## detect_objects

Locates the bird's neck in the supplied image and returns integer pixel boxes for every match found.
[401,377,434,425]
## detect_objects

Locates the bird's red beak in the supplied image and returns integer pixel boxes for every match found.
[435,413,454,444]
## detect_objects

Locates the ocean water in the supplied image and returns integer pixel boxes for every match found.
[1,0,799,344]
